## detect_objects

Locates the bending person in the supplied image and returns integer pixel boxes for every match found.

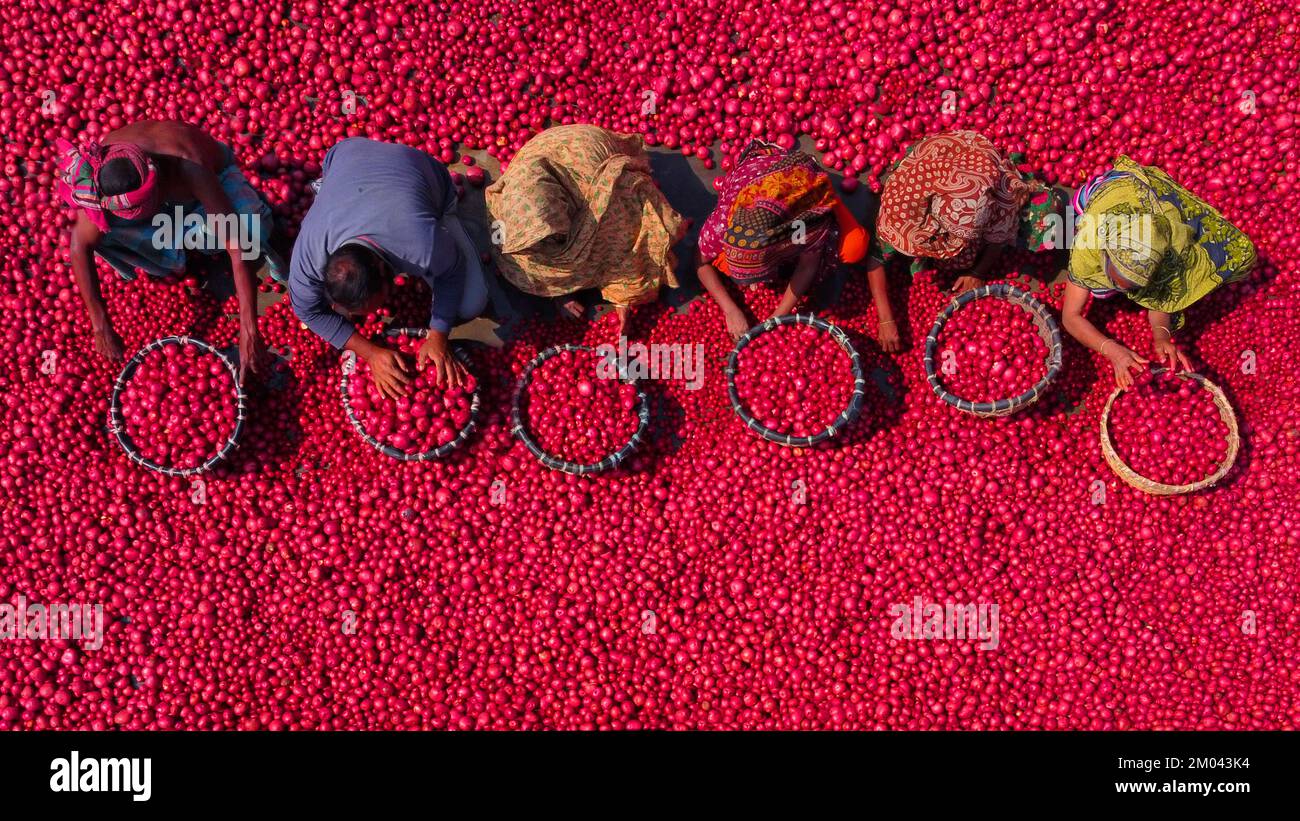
[61,120,281,381]
[485,124,685,335]
[289,137,488,398]
[874,130,1063,294]
[1061,155,1256,388]
[695,140,882,344]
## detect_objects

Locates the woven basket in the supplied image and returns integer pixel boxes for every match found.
[108,335,246,476]
[923,282,1063,417]
[340,328,481,461]
[725,313,866,447]
[511,344,650,475]
[1100,368,1240,495]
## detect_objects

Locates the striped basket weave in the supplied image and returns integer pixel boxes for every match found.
[108,336,246,476]
[923,282,1063,417]
[725,313,866,447]
[511,343,650,475]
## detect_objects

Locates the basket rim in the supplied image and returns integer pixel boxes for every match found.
[107,335,246,477]
[1099,368,1241,495]
[339,328,482,461]
[724,312,867,447]
[922,282,1064,417]
[510,343,651,474]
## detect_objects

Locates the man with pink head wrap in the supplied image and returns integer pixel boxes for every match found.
[60,120,281,383]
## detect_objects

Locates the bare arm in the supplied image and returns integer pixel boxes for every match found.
[1061,281,1110,352]
[1147,309,1191,371]
[773,250,819,316]
[342,331,385,361]
[69,214,124,360]
[866,261,900,352]
[697,256,750,340]
[184,161,263,381]
[1062,281,1148,389]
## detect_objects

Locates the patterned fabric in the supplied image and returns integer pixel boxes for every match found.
[1018,185,1067,252]
[484,124,685,307]
[1068,155,1257,325]
[876,131,1043,269]
[56,139,159,231]
[698,140,840,284]
[1070,169,1131,218]
[1067,169,1137,298]
[95,154,273,280]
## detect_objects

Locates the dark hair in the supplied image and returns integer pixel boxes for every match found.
[324,245,388,311]
[97,158,143,196]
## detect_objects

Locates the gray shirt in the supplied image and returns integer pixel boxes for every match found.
[289,138,462,347]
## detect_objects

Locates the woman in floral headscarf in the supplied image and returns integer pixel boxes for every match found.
[1061,155,1257,388]
[484,124,685,336]
[60,120,281,382]
[695,140,885,345]
[874,130,1065,293]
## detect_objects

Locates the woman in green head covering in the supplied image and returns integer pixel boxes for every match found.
[1061,156,1256,388]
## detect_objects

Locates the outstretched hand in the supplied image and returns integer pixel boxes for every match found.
[1107,344,1149,389]
[237,321,266,385]
[368,346,413,399]
[418,332,468,388]
[93,324,125,362]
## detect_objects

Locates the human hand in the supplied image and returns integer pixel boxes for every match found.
[1105,342,1149,389]
[878,318,902,353]
[93,323,125,362]
[237,320,265,385]
[366,345,413,398]
[417,332,467,388]
[1152,334,1192,373]
[725,307,751,341]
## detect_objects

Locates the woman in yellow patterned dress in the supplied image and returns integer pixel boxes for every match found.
[484,125,685,335]
[1061,155,1257,388]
